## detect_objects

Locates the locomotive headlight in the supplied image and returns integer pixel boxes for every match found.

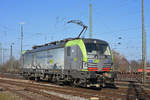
[104,73,108,77]
[104,73,112,78]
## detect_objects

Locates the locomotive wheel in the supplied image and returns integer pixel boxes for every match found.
[70,80,76,87]
[24,75,29,80]
[48,78,52,82]
[35,77,40,82]
[71,79,80,87]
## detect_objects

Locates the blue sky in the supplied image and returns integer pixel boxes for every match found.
[0,0,150,62]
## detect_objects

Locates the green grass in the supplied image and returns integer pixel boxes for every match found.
[0,92,25,100]
[0,92,12,100]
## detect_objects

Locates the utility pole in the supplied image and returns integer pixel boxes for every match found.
[10,43,14,59]
[19,22,24,69]
[20,22,24,55]
[0,43,2,64]
[0,45,6,65]
[10,43,14,71]
[142,0,146,84]
[2,48,7,64]
[89,0,92,38]
[2,48,3,64]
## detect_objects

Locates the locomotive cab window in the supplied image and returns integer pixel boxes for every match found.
[85,43,111,55]
[67,47,71,56]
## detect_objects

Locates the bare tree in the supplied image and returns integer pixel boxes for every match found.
[130,60,140,72]
[112,50,129,72]
[0,57,20,73]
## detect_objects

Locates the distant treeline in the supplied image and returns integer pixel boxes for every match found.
[112,50,150,72]
[0,57,20,73]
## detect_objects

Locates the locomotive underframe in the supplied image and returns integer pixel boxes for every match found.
[21,68,114,87]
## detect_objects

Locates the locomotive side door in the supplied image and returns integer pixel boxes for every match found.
[64,46,82,70]
[64,47,72,70]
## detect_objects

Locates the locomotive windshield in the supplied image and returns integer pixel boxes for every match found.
[85,43,111,55]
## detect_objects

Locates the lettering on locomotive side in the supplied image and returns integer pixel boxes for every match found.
[36,55,53,59]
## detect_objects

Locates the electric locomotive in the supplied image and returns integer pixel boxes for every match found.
[21,20,115,87]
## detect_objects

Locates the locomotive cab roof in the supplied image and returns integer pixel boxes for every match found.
[82,38,108,45]
[23,38,108,54]
[32,38,108,49]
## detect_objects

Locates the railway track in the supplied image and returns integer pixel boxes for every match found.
[0,79,67,100]
[0,77,150,100]
[0,73,150,100]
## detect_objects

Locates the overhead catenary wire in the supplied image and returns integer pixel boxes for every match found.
[94,24,150,36]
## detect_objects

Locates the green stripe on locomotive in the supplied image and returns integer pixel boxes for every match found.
[65,39,88,62]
